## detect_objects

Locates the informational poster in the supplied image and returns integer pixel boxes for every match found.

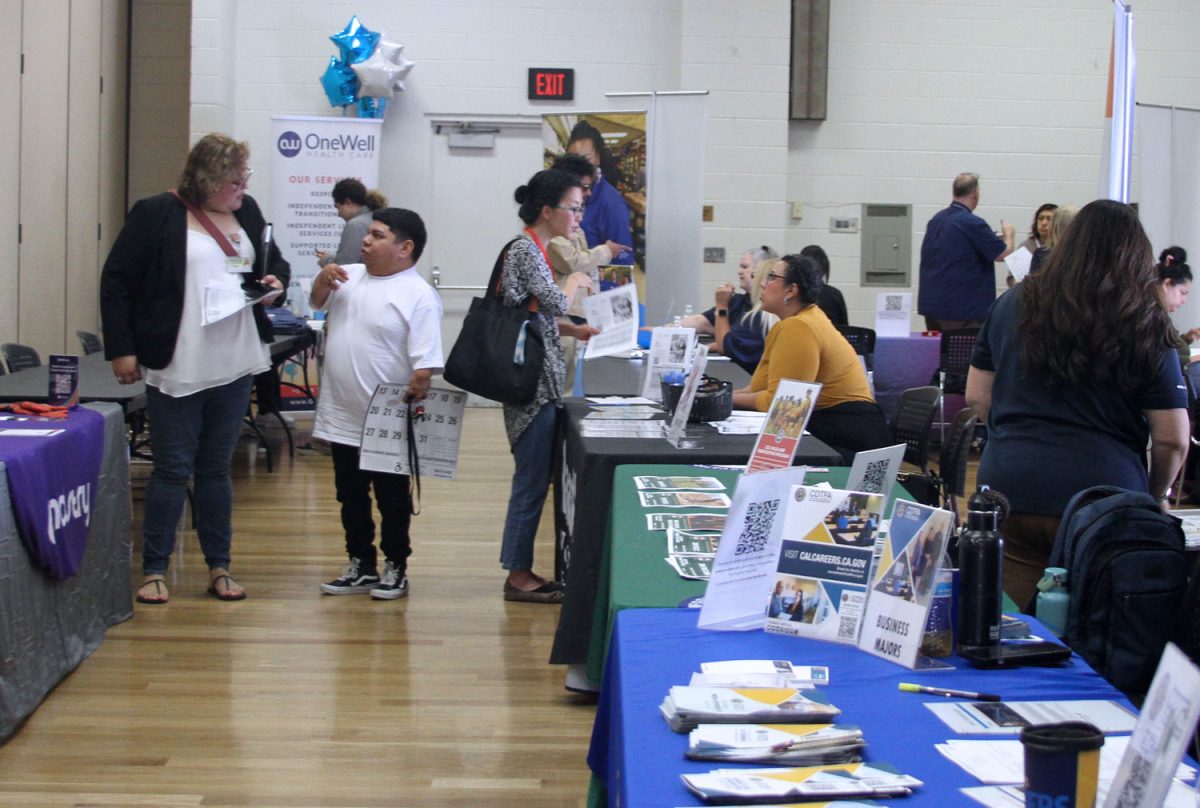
[269,115,383,281]
[875,292,912,338]
[581,284,640,358]
[640,326,697,401]
[746,381,822,474]
[697,466,811,632]
[358,385,465,479]
[764,486,886,645]
[857,499,955,669]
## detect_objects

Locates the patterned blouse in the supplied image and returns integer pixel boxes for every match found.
[500,234,569,445]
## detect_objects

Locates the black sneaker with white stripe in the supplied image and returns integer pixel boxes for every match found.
[370,560,408,600]
[320,557,380,595]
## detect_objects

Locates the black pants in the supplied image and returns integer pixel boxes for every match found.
[807,400,894,465]
[330,442,412,575]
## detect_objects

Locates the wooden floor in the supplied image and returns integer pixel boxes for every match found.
[0,407,598,808]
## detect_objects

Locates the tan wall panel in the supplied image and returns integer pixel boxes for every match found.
[18,0,70,358]
[66,0,103,344]
[0,0,21,346]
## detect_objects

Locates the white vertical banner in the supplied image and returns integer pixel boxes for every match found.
[1138,104,1200,334]
[269,115,383,281]
[1104,1,1135,202]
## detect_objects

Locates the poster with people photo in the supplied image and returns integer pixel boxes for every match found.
[542,112,647,282]
[747,380,823,473]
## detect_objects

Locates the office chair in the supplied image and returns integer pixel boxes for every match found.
[888,385,941,473]
[76,330,104,355]
[936,328,980,444]
[1,343,42,373]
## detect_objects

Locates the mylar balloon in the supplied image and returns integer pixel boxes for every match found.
[319,57,358,107]
[329,15,379,65]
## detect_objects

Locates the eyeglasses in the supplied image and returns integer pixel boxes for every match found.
[230,168,254,189]
[764,272,788,284]
[579,182,594,192]
[555,205,585,217]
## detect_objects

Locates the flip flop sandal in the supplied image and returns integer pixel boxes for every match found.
[207,574,247,601]
[503,580,564,604]
[136,577,169,605]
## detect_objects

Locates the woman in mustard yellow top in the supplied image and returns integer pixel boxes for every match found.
[732,253,893,463]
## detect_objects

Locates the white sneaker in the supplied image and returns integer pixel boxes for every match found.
[370,561,409,600]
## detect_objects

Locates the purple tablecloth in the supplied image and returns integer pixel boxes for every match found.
[0,407,104,579]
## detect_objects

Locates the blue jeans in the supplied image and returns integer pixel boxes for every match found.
[142,375,253,575]
[499,403,558,572]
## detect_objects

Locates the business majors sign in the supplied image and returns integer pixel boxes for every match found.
[269,115,383,281]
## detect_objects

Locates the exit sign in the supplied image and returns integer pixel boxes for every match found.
[528,68,574,100]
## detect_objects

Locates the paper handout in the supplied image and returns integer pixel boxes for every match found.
[581,283,640,358]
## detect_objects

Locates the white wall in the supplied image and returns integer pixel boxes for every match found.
[192,0,1200,330]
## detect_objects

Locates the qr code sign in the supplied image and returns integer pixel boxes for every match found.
[860,460,888,493]
[734,498,780,556]
[884,295,902,312]
[837,615,857,640]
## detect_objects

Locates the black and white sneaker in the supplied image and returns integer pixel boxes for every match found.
[370,561,409,600]
[320,557,380,594]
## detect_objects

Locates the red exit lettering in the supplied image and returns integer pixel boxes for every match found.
[536,72,563,96]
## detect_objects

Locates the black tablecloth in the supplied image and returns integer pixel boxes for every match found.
[549,399,844,666]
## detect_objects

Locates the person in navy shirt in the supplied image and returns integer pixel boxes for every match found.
[566,121,634,266]
[918,173,1015,331]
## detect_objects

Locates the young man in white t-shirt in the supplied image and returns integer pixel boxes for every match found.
[310,208,444,599]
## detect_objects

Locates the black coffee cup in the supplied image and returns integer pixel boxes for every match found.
[1020,721,1104,808]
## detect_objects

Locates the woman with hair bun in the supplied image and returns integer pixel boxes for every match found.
[497,169,596,602]
[316,178,388,267]
[731,253,891,463]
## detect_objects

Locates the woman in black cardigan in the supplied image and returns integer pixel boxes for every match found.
[101,133,289,605]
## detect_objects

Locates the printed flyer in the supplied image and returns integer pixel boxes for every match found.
[747,380,822,473]
[857,499,955,669]
[764,486,886,644]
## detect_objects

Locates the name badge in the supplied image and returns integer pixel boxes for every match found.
[226,255,250,272]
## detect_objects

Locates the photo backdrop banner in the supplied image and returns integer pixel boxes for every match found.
[269,115,383,281]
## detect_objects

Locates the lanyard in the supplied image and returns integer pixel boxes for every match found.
[523,226,551,267]
[170,189,241,258]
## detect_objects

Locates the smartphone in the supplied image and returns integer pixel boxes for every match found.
[960,641,1072,669]
[242,278,278,298]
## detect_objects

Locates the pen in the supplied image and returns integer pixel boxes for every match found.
[898,683,1001,702]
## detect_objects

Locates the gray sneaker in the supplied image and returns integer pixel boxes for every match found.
[370,561,409,600]
[320,557,380,595]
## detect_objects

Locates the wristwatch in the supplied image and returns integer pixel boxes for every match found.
[716,308,729,317]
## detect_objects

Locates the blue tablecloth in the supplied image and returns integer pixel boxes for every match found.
[588,608,1131,808]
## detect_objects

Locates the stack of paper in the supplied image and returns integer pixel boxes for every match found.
[689,659,829,689]
[687,723,865,765]
[666,527,721,579]
[660,687,841,733]
[680,762,922,803]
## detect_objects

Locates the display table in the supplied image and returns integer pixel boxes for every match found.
[586,463,918,683]
[550,402,844,668]
[588,608,1131,808]
[580,354,751,397]
[0,402,133,742]
[872,332,941,422]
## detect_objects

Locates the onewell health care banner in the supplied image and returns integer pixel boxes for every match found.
[270,115,382,281]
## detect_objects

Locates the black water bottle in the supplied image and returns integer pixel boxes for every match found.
[958,485,1004,650]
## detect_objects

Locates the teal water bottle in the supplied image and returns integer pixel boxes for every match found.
[1035,567,1069,638]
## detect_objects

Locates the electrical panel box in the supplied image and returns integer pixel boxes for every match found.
[859,204,911,287]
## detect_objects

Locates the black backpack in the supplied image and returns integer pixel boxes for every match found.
[1049,485,1188,698]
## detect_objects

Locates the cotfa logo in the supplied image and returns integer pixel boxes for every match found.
[277,131,302,158]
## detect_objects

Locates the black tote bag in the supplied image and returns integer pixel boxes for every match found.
[443,239,546,406]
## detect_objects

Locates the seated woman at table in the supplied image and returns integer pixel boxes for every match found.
[1156,246,1195,370]
[966,200,1188,610]
[731,254,893,463]
[679,246,777,335]
[100,133,289,605]
[497,168,596,602]
[799,244,848,326]
[707,257,780,374]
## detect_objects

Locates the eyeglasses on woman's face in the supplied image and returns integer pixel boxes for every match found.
[229,168,254,190]
[763,271,788,284]
[555,205,585,218]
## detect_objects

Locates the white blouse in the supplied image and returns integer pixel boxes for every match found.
[144,228,270,397]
